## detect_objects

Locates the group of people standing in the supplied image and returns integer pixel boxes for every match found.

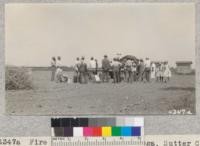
[73,55,172,84]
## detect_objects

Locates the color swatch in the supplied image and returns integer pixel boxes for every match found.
[51,117,143,137]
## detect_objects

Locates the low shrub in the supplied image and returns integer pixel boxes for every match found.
[6,67,33,90]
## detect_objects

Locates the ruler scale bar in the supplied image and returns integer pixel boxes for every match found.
[52,137,144,146]
[52,138,145,146]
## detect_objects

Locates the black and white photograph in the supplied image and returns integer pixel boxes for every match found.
[5,3,195,115]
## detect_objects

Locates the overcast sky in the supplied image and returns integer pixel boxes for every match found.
[5,3,195,67]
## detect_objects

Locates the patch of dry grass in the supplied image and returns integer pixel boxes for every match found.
[6,67,33,90]
[162,86,195,92]
[6,71,195,115]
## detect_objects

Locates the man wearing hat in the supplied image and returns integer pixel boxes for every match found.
[88,57,96,82]
[102,55,111,82]
[79,57,88,84]
[112,58,121,83]
[144,57,151,82]
[74,57,80,83]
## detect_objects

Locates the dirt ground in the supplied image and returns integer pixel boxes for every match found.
[6,71,195,115]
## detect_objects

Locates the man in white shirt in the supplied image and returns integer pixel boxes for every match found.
[144,57,151,68]
[125,60,133,83]
[56,56,62,68]
[55,56,63,82]
[150,62,156,80]
[88,57,96,81]
[89,57,96,69]
[75,57,80,71]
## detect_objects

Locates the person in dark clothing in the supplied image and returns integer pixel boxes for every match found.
[74,57,80,83]
[95,59,98,75]
[102,55,111,82]
[138,59,145,82]
[136,60,141,81]
[51,57,56,81]
[79,57,88,84]
[132,62,137,82]
[144,57,151,82]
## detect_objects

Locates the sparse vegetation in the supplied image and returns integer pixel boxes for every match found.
[6,70,195,115]
[6,67,33,90]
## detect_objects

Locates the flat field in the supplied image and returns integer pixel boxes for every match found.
[6,70,195,115]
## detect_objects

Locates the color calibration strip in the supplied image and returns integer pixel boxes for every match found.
[51,117,143,137]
